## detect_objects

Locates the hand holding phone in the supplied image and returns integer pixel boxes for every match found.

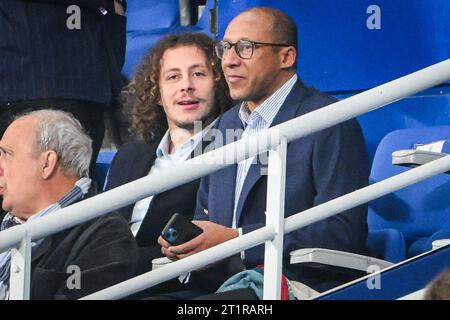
[161,213,203,246]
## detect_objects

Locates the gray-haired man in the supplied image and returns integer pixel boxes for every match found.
[0,109,138,300]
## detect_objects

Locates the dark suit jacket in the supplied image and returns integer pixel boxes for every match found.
[194,79,370,291]
[105,139,207,273]
[0,187,139,300]
[0,0,125,105]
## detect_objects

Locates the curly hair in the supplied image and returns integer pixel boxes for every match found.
[122,32,232,144]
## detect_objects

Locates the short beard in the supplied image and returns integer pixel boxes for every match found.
[173,113,215,133]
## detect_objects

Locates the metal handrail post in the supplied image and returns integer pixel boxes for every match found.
[263,136,287,300]
[8,230,31,300]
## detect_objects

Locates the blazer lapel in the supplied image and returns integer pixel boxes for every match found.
[234,157,263,226]
[210,108,244,226]
[31,237,53,264]
[212,163,238,227]
[234,80,306,225]
[270,79,306,127]
[132,143,158,182]
[121,142,158,221]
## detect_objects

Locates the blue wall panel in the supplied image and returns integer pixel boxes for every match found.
[216,0,449,92]
[210,0,450,163]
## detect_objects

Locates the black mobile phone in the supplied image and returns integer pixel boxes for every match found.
[161,213,203,246]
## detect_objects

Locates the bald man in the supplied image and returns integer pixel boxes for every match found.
[158,7,369,299]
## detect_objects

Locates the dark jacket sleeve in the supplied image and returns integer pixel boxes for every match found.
[289,121,368,252]
[242,120,369,268]
[52,214,139,300]
[104,146,127,191]
[193,118,223,223]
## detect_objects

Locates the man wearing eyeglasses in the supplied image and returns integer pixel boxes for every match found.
[158,6,369,299]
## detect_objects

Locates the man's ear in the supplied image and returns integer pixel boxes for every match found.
[42,151,58,179]
[280,46,297,69]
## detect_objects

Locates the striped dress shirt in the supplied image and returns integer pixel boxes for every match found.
[233,74,298,228]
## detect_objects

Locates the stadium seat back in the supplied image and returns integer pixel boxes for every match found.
[368,126,450,262]
[95,150,117,189]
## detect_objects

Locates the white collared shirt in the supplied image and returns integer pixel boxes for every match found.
[129,123,214,236]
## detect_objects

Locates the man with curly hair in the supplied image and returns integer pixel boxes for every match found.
[104,33,231,280]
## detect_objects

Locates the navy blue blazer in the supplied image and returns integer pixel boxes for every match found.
[194,79,369,290]
[0,0,125,105]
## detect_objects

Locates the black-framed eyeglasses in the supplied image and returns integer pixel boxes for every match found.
[215,39,293,60]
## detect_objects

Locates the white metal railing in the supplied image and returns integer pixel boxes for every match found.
[83,154,450,300]
[0,59,449,300]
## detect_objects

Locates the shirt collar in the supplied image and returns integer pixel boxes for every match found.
[156,130,171,159]
[156,119,218,160]
[239,74,298,128]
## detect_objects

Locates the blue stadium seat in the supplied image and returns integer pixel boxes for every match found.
[122,0,206,79]
[290,127,450,278]
[95,150,117,189]
[356,90,450,164]
[195,0,215,33]
[368,126,450,262]
[124,0,184,78]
